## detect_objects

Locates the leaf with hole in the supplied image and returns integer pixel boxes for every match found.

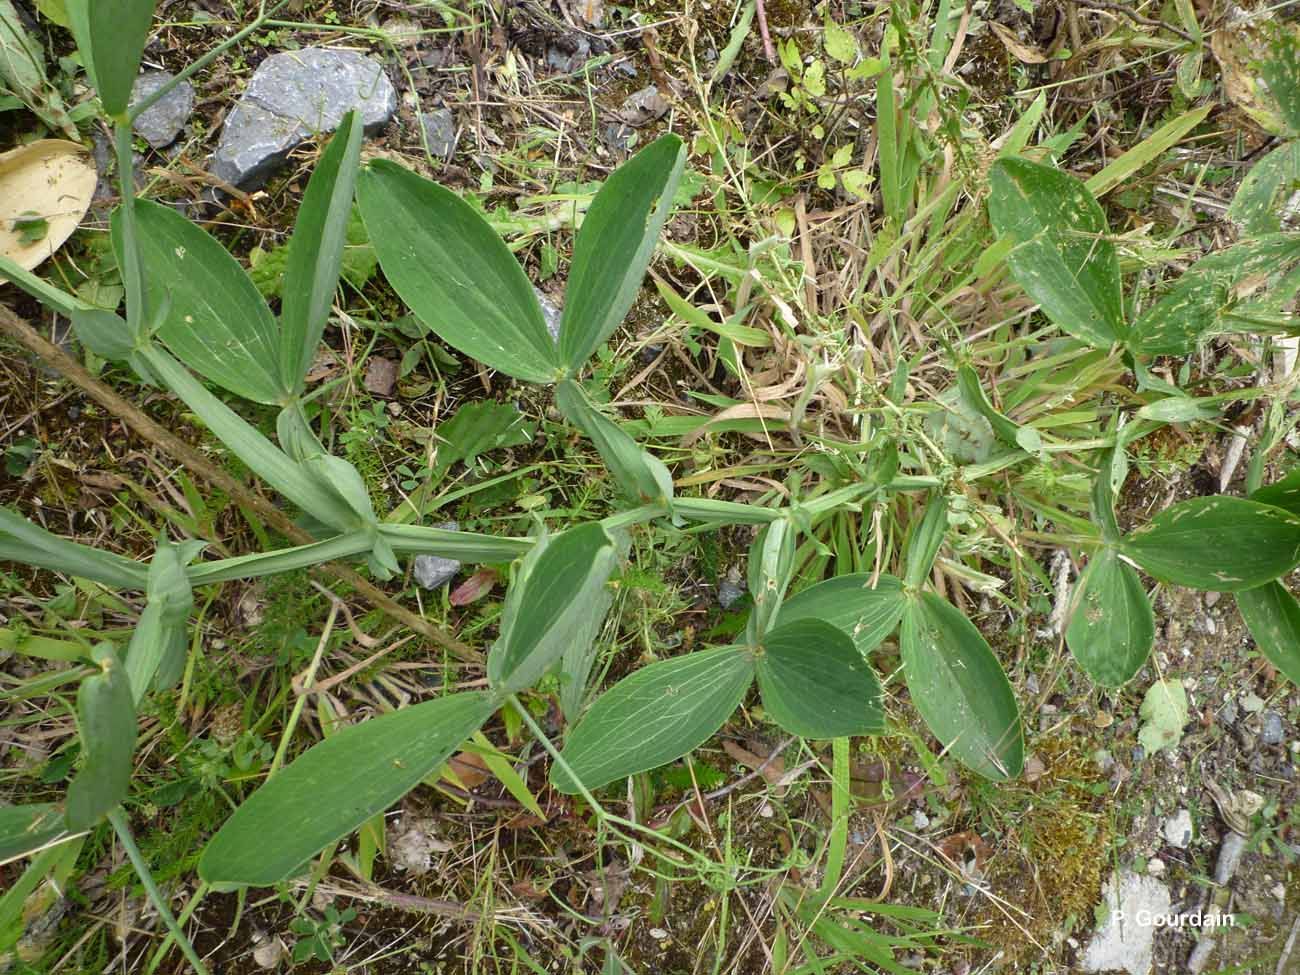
[200,691,495,888]
[1121,496,1300,591]
[551,645,755,794]
[357,159,557,383]
[1066,548,1154,687]
[988,157,1125,349]
[775,573,906,657]
[559,134,685,372]
[755,619,884,738]
[900,593,1023,781]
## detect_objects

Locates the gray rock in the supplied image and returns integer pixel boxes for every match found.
[718,568,746,610]
[210,47,396,189]
[1081,870,1171,975]
[1260,710,1285,746]
[419,108,457,160]
[412,521,461,590]
[130,71,194,149]
[1163,809,1193,848]
[535,288,562,340]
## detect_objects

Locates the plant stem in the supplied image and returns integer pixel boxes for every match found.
[145,883,210,975]
[817,737,851,901]
[269,603,339,777]
[0,304,474,659]
[107,809,210,975]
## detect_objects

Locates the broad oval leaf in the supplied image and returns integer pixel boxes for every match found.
[200,691,494,888]
[66,644,136,830]
[1228,141,1300,235]
[1130,234,1300,355]
[357,159,557,383]
[555,379,673,505]
[280,113,363,395]
[755,619,884,738]
[900,593,1024,781]
[487,523,620,695]
[1066,548,1154,687]
[988,157,1124,349]
[1121,496,1300,591]
[66,0,154,118]
[0,804,66,862]
[775,573,905,657]
[117,200,286,404]
[551,646,755,795]
[1236,582,1300,687]
[558,134,685,371]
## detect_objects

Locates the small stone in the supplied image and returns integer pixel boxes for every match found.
[210,47,396,190]
[413,521,461,589]
[718,566,745,609]
[1163,809,1193,848]
[617,85,669,126]
[535,287,562,341]
[1272,882,1287,902]
[130,71,194,148]
[251,931,285,969]
[649,927,669,940]
[1260,710,1285,746]
[912,810,930,829]
[419,108,458,160]
[1241,692,1265,714]
[1081,870,1170,975]
[1146,857,1166,877]
[363,356,398,396]
[1214,831,1249,885]
[1220,697,1239,725]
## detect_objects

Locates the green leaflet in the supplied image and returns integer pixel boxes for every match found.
[1065,548,1154,687]
[560,531,631,724]
[755,619,884,738]
[487,523,621,695]
[357,160,557,383]
[745,518,796,641]
[65,644,136,830]
[956,365,1040,453]
[558,134,686,372]
[64,0,154,118]
[0,508,148,590]
[1129,234,1300,355]
[775,573,906,657]
[1249,467,1300,517]
[124,538,204,704]
[1090,441,1128,543]
[0,804,66,862]
[987,157,1125,349]
[1228,141,1300,235]
[1236,582,1300,687]
[900,593,1024,781]
[551,646,755,794]
[904,493,947,588]
[670,497,784,526]
[117,200,287,405]
[199,691,495,888]
[555,379,673,506]
[280,113,363,396]
[1121,496,1300,591]
[71,307,135,360]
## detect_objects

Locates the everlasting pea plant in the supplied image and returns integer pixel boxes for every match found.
[3,6,1300,972]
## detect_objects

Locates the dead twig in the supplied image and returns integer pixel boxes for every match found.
[1071,0,1195,42]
